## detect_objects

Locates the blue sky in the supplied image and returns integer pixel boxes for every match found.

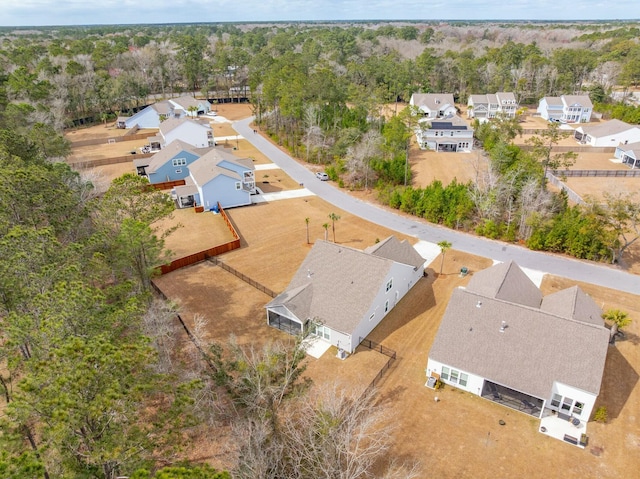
[2,0,639,27]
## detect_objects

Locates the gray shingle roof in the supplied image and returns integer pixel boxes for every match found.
[170,95,209,110]
[188,147,254,186]
[469,95,488,105]
[365,236,425,269]
[496,92,516,103]
[541,286,604,326]
[542,96,563,106]
[466,261,542,308]
[266,240,399,335]
[580,119,636,138]
[151,101,171,115]
[617,141,640,152]
[159,117,211,136]
[562,94,593,109]
[146,139,203,174]
[412,93,456,112]
[429,262,609,398]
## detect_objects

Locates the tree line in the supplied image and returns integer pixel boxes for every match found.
[0,70,415,476]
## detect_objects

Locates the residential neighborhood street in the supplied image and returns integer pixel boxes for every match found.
[234,117,640,294]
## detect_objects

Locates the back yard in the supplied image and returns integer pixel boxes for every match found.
[77,101,640,477]
[153,193,640,478]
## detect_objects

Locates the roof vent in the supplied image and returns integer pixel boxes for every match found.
[307,269,313,278]
[499,321,507,333]
[476,301,482,308]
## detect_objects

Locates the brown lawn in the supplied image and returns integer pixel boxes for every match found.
[154,207,238,261]
[150,186,640,478]
[68,138,152,162]
[73,100,640,477]
[65,123,135,141]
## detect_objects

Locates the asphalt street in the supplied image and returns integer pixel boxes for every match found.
[234,117,640,295]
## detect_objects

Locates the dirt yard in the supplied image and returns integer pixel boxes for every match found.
[411,144,489,187]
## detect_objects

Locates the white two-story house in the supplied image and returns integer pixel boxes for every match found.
[537,95,593,123]
[410,93,457,119]
[172,147,255,210]
[416,116,474,152]
[467,92,518,120]
[147,117,214,151]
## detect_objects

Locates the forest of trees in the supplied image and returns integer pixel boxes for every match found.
[1,20,640,478]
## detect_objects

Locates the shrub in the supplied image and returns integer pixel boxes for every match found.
[593,406,608,423]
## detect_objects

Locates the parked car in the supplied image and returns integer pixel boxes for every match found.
[316,172,329,181]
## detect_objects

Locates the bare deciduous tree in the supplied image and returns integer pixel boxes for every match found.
[345,129,382,189]
[142,298,180,373]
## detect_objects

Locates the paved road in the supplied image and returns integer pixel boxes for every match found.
[234,118,640,295]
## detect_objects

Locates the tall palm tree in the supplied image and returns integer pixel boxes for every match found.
[437,240,452,275]
[328,212,340,243]
[322,223,329,241]
[305,217,310,244]
[187,105,198,117]
[603,309,632,343]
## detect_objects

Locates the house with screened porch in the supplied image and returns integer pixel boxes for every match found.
[426,261,609,448]
[265,236,425,355]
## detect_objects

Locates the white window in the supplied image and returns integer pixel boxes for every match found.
[561,397,573,412]
[172,157,187,167]
[386,279,393,292]
[441,367,467,386]
[175,169,182,174]
[310,323,330,340]
[573,402,584,416]
[551,394,562,408]
[235,182,241,190]
[384,300,389,313]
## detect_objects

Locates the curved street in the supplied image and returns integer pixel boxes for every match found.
[234,117,640,295]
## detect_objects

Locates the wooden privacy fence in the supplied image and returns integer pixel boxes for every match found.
[69,152,153,169]
[151,179,186,190]
[551,169,640,178]
[69,132,151,147]
[158,203,241,274]
[159,240,240,274]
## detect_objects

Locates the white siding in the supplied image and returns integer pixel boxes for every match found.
[348,262,421,354]
[163,123,213,148]
[426,358,484,394]
[549,381,598,420]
